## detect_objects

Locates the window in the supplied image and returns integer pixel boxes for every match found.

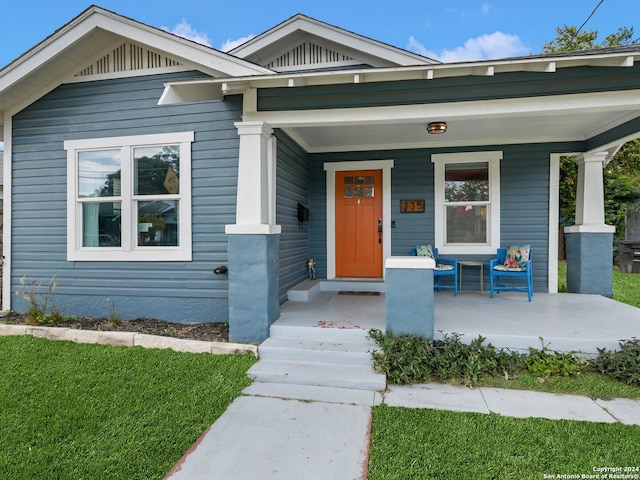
[65,132,194,261]
[432,151,501,254]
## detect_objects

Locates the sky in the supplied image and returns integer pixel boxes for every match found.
[0,0,637,69]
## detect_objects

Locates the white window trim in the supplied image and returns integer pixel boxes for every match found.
[65,132,194,262]
[432,151,502,255]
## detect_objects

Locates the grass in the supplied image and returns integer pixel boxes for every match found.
[479,370,640,400]
[368,405,640,479]
[367,263,640,479]
[612,267,640,308]
[0,335,255,479]
[558,259,640,308]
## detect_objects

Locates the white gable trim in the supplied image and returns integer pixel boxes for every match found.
[0,6,272,116]
[231,14,436,68]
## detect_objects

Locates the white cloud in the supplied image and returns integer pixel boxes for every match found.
[219,35,256,52]
[408,32,529,62]
[163,19,211,47]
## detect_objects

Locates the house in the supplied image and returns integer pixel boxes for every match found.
[1,6,639,342]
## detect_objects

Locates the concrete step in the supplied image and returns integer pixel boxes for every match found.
[269,324,374,343]
[287,279,385,302]
[247,359,386,391]
[258,337,374,366]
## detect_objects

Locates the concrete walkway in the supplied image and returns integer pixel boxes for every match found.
[166,382,640,479]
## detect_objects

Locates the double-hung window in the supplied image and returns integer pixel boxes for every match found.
[65,132,194,261]
[432,151,501,254]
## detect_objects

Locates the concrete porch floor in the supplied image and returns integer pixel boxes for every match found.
[276,290,640,355]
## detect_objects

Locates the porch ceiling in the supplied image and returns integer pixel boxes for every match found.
[279,95,640,153]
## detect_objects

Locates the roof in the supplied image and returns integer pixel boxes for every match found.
[0,5,272,117]
[230,13,438,71]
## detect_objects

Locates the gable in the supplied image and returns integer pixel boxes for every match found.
[74,41,183,79]
[0,6,272,117]
[263,37,359,72]
[231,14,437,72]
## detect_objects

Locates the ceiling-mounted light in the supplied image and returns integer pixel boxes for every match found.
[426,121,447,134]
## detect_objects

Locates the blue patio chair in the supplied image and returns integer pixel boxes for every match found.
[411,245,458,296]
[489,246,533,301]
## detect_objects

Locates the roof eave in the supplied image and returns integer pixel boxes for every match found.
[159,48,640,104]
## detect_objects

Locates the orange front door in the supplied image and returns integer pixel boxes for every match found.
[335,170,383,277]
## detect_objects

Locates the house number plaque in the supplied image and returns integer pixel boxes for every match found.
[400,199,425,213]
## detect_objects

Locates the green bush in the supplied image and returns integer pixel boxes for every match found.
[525,344,585,378]
[368,329,524,385]
[594,338,640,386]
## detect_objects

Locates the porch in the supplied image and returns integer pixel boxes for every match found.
[277,281,639,355]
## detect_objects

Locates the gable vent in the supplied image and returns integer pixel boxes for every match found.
[75,43,182,77]
[265,42,355,71]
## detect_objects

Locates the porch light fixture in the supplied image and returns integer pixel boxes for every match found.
[427,121,447,134]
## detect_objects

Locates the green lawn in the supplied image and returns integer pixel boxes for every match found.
[0,336,254,479]
[368,263,640,479]
[559,260,640,308]
[368,405,640,480]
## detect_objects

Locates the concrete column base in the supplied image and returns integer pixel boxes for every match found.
[228,234,280,343]
[565,231,613,297]
[385,257,435,339]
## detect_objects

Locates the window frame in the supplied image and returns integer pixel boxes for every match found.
[65,132,194,261]
[432,151,502,255]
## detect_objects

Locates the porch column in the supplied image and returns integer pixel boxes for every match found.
[385,256,435,339]
[564,152,615,296]
[226,121,281,343]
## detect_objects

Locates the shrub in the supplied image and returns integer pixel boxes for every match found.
[368,329,524,385]
[594,338,640,386]
[525,342,585,378]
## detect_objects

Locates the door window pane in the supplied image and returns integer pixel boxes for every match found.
[137,200,179,246]
[134,146,180,195]
[78,150,121,198]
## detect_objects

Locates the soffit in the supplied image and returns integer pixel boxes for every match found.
[254,91,640,153]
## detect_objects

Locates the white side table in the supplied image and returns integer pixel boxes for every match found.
[458,260,484,294]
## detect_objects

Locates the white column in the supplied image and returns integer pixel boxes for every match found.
[225,121,281,235]
[565,152,615,234]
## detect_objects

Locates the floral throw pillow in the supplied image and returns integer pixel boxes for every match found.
[504,245,530,269]
[416,245,434,259]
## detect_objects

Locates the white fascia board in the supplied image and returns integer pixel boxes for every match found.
[188,49,640,96]
[242,90,640,129]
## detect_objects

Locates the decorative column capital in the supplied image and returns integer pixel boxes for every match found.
[234,121,273,137]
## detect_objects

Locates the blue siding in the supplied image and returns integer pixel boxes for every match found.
[11,72,242,323]
[308,142,583,292]
[259,65,640,112]
[275,131,310,302]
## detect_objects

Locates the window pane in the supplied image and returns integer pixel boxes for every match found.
[445,162,488,202]
[82,202,121,247]
[138,200,179,246]
[134,146,180,195]
[78,150,121,198]
[446,205,487,243]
